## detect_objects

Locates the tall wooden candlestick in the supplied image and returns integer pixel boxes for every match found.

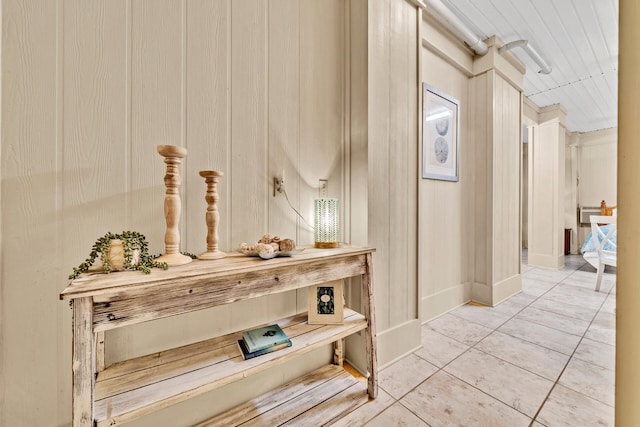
[156,145,192,266]
[198,170,226,260]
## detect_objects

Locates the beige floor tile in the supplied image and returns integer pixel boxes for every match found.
[524,268,572,284]
[475,331,569,381]
[558,357,615,406]
[536,384,614,427]
[521,279,556,297]
[600,294,616,314]
[562,272,615,293]
[546,284,609,303]
[498,318,581,355]
[444,348,553,417]
[450,304,512,329]
[329,389,396,427]
[426,313,493,346]
[491,299,527,316]
[584,322,615,346]
[335,253,616,427]
[573,337,615,370]
[508,292,537,306]
[515,306,591,336]
[522,277,558,288]
[414,327,468,368]
[379,353,438,400]
[365,403,429,427]
[401,371,531,427]
[531,297,598,322]
[539,290,604,311]
[593,311,616,328]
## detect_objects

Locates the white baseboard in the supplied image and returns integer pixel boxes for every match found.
[376,319,422,369]
[421,283,471,322]
[344,318,421,374]
[492,274,522,305]
[528,252,564,269]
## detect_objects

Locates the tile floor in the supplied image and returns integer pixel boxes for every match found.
[340,252,616,426]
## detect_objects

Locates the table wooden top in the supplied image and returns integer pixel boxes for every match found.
[60,245,375,301]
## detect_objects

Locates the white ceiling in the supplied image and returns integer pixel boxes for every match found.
[441,0,619,133]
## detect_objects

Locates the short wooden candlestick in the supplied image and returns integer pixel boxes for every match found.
[155,145,192,266]
[198,170,226,260]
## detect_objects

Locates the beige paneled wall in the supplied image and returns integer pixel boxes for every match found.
[366,0,421,365]
[577,128,617,208]
[1,0,347,425]
[490,74,522,295]
[528,106,566,269]
[420,15,474,320]
[471,69,522,305]
[421,29,523,314]
[565,133,579,253]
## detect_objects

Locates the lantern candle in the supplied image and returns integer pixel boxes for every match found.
[314,198,339,248]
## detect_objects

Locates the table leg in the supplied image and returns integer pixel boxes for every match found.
[362,253,378,398]
[72,297,95,427]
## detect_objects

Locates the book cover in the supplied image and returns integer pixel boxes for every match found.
[237,338,292,360]
[241,324,289,353]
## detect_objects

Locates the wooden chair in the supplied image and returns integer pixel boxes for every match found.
[590,215,617,292]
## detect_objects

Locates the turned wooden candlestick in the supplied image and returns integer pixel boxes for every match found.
[198,170,226,260]
[155,145,192,266]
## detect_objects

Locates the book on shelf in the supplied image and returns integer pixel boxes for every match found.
[241,324,289,353]
[237,338,292,360]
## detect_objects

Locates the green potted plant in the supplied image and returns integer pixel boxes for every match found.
[68,231,168,280]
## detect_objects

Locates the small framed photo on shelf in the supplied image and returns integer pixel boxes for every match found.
[422,83,460,182]
[307,280,344,325]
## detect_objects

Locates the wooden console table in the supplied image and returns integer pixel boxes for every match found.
[60,246,377,426]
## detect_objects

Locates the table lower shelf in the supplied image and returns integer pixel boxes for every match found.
[196,364,369,426]
[94,308,367,426]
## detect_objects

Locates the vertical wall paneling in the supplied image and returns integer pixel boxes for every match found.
[229,0,269,329]
[130,0,183,253]
[299,0,345,312]
[471,73,489,297]
[492,75,520,284]
[230,0,267,244]
[1,0,438,422]
[368,0,421,366]
[423,34,524,311]
[182,0,233,347]
[491,75,521,295]
[343,0,368,371]
[348,0,368,248]
[388,0,417,325]
[528,105,566,269]
[368,0,391,332]
[299,0,344,235]
[1,0,61,424]
[528,105,566,268]
[421,39,473,318]
[268,0,299,319]
[55,0,71,421]
[107,0,187,364]
[185,0,230,255]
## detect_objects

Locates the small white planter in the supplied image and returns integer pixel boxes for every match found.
[106,239,140,271]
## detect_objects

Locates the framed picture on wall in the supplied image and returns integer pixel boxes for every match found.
[307,280,344,325]
[422,84,460,181]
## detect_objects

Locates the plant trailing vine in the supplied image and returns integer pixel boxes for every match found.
[68,231,169,280]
